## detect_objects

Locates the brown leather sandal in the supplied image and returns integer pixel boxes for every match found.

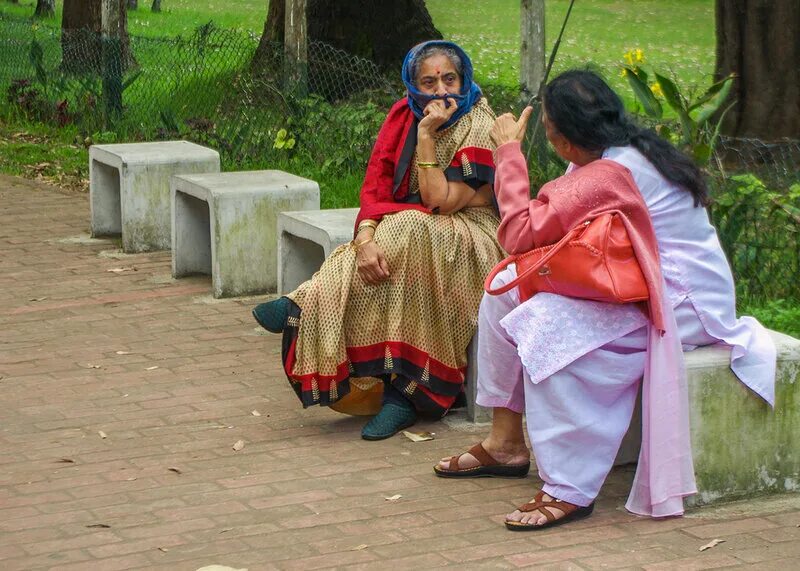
[433,443,530,478]
[505,490,594,531]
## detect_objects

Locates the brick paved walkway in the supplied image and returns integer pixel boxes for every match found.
[1,174,798,570]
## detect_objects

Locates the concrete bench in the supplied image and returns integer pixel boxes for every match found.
[171,171,319,298]
[277,208,487,421]
[90,141,220,252]
[615,329,800,506]
[277,208,359,295]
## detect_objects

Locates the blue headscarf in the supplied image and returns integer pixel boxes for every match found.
[401,40,482,131]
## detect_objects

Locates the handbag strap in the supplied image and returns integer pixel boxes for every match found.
[484,220,590,296]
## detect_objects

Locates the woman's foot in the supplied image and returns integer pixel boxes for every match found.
[434,442,530,478]
[505,491,594,531]
[436,437,530,472]
[361,400,417,441]
[252,297,290,333]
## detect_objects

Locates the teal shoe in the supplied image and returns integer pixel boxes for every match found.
[361,401,417,441]
[252,297,290,333]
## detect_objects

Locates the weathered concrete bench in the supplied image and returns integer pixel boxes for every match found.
[171,171,319,298]
[615,330,800,506]
[90,141,220,252]
[277,209,359,295]
[277,208,486,421]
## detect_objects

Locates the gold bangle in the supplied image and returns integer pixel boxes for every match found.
[417,161,440,169]
[352,237,373,251]
[357,220,378,232]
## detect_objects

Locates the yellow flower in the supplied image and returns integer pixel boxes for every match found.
[635,48,645,63]
[650,82,664,98]
[623,50,634,66]
[620,68,628,78]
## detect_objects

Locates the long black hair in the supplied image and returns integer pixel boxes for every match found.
[542,70,709,206]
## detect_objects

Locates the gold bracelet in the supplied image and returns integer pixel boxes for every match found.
[417,161,440,169]
[352,237,373,251]
[357,220,378,232]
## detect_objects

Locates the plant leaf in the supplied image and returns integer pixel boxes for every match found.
[688,74,735,111]
[402,431,434,442]
[625,67,662,119]
[693,77,734,125]
[699,538,725,551]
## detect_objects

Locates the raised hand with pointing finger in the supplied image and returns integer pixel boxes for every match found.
[490,106,534,147]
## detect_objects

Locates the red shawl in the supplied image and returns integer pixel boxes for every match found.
[494,141,666,332]
[354,99,430,232]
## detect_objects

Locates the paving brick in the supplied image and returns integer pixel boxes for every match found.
[505,544,606,568]
[22,530,122,555]
[578,547,681,569]
[117,517,218,540]
[728,536,800,563]
[51,553,153,571]
[643,552,742,570]
[683,517,780,539]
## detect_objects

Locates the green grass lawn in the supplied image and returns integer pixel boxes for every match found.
[1,0,716,90]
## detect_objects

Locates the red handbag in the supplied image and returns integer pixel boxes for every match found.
[484,212,649,303]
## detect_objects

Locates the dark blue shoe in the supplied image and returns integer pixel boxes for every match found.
[252,297,290,333]
[361,400,417,441]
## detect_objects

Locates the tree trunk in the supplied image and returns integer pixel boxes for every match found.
[253,0,441,76]
[61,0,133,74]
[151,0,161,13]
[34,0,56,18]
[127,0,137,9]
[715,0,800,140]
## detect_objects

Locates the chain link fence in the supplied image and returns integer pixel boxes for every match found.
[1,14,798,302]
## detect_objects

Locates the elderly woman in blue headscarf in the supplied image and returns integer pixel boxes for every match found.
[253,41,504,439]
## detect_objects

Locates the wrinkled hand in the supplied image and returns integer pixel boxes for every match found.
[418,97,458,135]
[356,240,390,285]
[490,106,533,146]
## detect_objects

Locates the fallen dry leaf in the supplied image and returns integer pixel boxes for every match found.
[98,431,108,439]
[157,547,169,553]
[86,523,111,529]
[402,430,435,442]
[251,410,261,417]
[115,350,132,355]
[106,267,136,273]
[351,544,368,551]
[167,467,182,474]
[232,440,245,451]
[384,494,402,501]
[29,297,48,302]
[145,366,159,371]
[699,538,725,551]
[125,477,137,481]
[55,458,75,464]
[84,363,102,369]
